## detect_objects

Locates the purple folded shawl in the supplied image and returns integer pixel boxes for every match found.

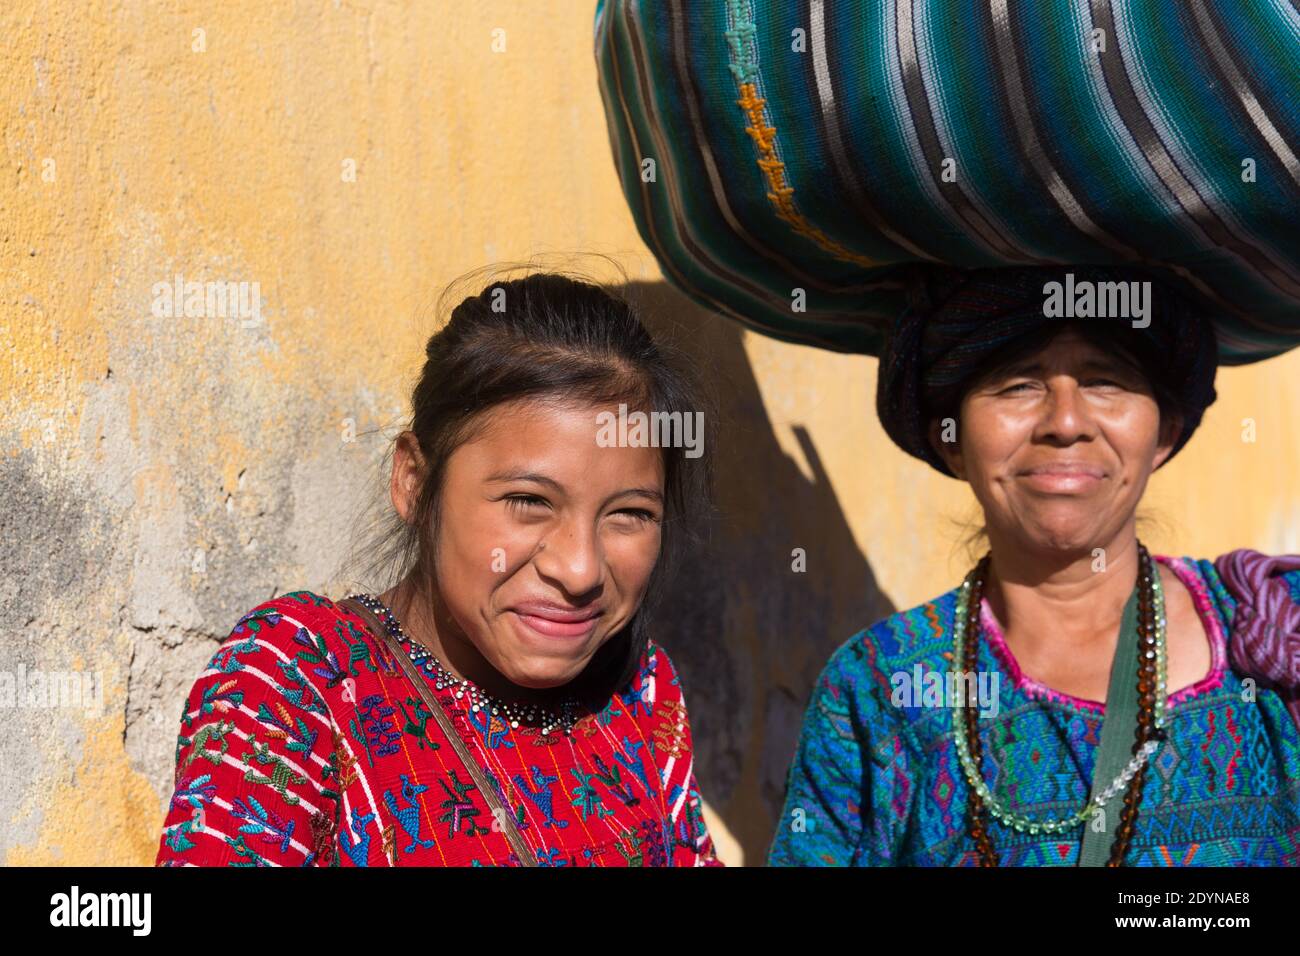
[1214,549,1300,735]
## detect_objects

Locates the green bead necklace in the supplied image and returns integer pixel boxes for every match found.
[950,549,1169,838]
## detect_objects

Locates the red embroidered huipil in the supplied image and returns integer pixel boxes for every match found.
[155,590,722,867]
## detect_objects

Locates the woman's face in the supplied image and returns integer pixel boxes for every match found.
[403,397,665,690]
[932,326,1181,554]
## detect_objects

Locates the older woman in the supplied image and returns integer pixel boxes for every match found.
[155,269,722,867]
[769,266,1300,867]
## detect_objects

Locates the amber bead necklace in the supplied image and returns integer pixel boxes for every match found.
[951,543,1168,866]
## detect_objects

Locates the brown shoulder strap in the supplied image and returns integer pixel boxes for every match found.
[338,597,538,867]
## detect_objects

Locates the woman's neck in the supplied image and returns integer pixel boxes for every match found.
[982,524,1143,656]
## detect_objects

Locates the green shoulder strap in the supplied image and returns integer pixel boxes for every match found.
[1077,583,1143,867]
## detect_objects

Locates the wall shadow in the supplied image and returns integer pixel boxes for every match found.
[621,280,894,865]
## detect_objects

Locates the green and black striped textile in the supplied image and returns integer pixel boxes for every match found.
[594,0,1300,365]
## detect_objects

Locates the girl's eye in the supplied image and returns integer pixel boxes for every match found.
[613,508,659,525]
[504,494,548,513]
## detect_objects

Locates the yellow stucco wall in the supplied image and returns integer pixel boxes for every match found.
[3,1,1297,867]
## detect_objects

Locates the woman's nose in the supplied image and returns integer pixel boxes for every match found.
[1039,379,1095,441]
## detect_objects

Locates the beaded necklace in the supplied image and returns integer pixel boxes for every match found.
[348,593,581,736]
[950,543,1168,866]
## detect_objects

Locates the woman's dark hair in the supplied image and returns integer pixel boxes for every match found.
[347,256,715,702]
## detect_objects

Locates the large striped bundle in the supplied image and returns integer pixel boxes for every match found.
[594,0,1300,365]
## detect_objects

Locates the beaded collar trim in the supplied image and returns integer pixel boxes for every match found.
[347,593,582,737]
[976,554,1227,714]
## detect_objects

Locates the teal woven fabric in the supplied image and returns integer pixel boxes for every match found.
[766,556,1300,866]
[594,0,1300,365]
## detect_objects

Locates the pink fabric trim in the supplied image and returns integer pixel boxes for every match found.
[978,554,1226,714]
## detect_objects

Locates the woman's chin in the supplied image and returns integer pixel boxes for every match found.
[1016,513,1109,555]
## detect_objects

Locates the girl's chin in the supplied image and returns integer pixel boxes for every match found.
[490,614,611,686]
[491,654,588,691]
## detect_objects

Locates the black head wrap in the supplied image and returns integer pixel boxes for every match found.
[876,266,1219,477]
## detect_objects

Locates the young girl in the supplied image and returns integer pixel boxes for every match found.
[155,268,722,866]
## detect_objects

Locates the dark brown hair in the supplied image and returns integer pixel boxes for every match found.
[347,258,715,701]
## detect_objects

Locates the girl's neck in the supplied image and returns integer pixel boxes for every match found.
[378,578,569,708]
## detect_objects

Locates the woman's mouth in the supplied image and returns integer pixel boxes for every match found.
[1018,462,1105,493]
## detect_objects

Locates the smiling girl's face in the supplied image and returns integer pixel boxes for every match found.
[392,396,665,692]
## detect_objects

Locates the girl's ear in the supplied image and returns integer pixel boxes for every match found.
[390,431,428,524]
